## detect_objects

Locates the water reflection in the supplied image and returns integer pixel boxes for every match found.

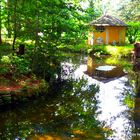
[0,78,112,140]
[75,55,136,140]
[1,54,140,140]
[85,56,140,140]
[131,59,140,140]
[86,55,125,82]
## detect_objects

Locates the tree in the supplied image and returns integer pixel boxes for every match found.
[0,0,2,44]
[118,0,140,22]
[83,0,102,23]
[0,0,6,44]
[0,0,89,80]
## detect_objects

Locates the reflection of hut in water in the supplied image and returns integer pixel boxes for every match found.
[86,55,96,76]
[86,55,125,82]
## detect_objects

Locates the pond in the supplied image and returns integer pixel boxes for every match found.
[0,53,140,140]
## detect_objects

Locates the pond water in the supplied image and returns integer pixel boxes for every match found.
[0,53,140,140]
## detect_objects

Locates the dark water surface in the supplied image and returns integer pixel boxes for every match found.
[0,53,140,140]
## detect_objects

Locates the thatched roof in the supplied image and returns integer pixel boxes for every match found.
[90,15,127,26]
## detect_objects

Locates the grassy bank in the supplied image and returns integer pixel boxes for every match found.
[90,45,134,58]
[59,42,134,58]
[0,43,49,106]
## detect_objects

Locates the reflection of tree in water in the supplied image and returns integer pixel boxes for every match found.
[0,78,112,140]
[132,59,140,139]
[123,59,140,140]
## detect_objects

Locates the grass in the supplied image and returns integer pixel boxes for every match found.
[88,44,134,58]
[58,40,91,53]
[58,40,134,58]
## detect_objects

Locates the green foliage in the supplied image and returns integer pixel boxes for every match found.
[59,40,90,53]
[0,55,11,75]
[3,0,87,46]
[0,0,91,81]
[0,43,11,57]
[118,0,140,22]
[30,49,57,81]
[0,0,102,82]
[11,56,31,75]
[1,55,11,64]
[0,55,30,76]
[124,94,134,109]
[126,22,140,44]
[84,0,102,22]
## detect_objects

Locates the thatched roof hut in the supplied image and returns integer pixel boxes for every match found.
[88,15,127,45]
[90,15,127,26]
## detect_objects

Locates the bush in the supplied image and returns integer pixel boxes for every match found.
[0,55,31,76]
[126,22,140,44]
[11,56,31,75]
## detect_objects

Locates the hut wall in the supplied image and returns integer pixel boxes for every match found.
[93,30,106,44]
[106,26,126,45]
[88,26,126,45]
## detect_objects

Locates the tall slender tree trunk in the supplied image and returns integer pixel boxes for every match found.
[32,1,40,71]
[0,1,2,44]
[34,1,39,51]
[12,0,17,52]
[7,0,11,38]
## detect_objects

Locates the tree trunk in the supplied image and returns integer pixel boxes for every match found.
[12,34,16,51]
[34,1,39,51]
[7,0,11,38]
[32,1,40,71]
[12,0,17,52]
[0,1,2,44]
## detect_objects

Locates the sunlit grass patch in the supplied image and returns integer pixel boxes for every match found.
[90,45,134,58]
[105,45,133,58]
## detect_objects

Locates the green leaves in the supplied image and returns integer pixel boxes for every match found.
[126,22,140,44]
[0,55,31,76]
[118,0,140,22]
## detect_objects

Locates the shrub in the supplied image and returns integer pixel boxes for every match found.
[1,56,11,64]
[0,55,11,75]
[0,55,31,76]
[126,22,140,44]
[11,56,31,75]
